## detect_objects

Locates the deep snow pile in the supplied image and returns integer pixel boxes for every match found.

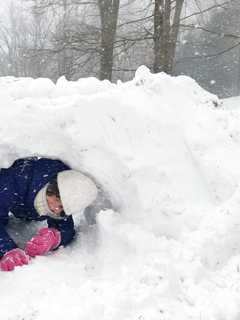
[1,66,240,319]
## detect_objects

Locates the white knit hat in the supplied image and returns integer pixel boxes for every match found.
[57,170,98,216]
[34,183,52,216]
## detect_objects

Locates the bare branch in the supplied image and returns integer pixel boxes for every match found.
[177,41,240,64]
[180,1,230,22]
[180,24,240,39]
[117,15,153,29]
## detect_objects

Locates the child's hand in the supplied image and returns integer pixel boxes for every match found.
[25,227,61,257]
[0,248,30,271]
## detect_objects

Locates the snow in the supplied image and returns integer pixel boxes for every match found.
[1,67,240,319]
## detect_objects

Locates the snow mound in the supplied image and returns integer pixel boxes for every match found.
[1,67,240,320]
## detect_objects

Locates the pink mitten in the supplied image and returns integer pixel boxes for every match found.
[0,248,30,271]
[25,227,61,257]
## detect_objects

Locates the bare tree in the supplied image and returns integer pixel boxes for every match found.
[0,1,52,77]
[176,0,240,97]
[153,0,184,74]
[97,0,120,80]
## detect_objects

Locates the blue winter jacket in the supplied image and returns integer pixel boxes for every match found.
[0,157,75,257]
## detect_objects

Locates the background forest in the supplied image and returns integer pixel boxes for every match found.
[0,0,238,98]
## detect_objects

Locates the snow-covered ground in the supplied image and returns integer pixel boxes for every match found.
[1,66,240,319]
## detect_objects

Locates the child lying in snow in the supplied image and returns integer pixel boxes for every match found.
[0,157,98,271]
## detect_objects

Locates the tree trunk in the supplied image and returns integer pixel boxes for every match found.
[98,0,120,81]
[153,0,184,74]
[58,0,70,78]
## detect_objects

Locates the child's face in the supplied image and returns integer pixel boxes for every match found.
[46,195,64,216]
